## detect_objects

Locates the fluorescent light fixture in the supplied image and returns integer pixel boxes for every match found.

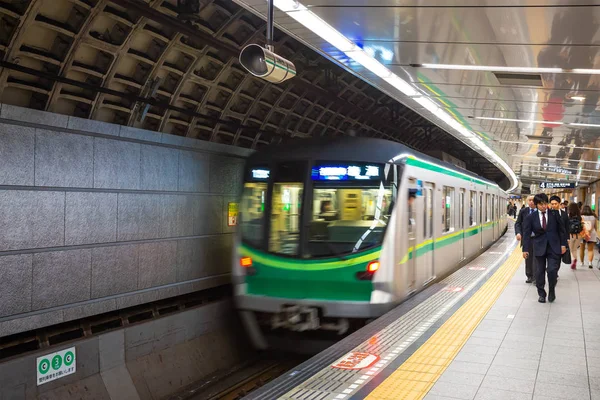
[415,63,600,75]
[570,122,600,128]
[273,0,356,52]
[415,64,563,74]
[474,116,564,125]
[345,50,392,78]
[270,0,519,192]
[571,96,586,101]
[382,75,420,97]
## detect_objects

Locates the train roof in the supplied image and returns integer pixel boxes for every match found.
[247,137,500,189]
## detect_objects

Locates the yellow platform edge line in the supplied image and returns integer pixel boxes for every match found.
[365,247,522,400]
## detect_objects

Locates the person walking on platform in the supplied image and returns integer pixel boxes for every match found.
[523,193,568,303]
[567,203,583,269]
[580,205,597,269]
[550,195,570,274]
[515,196,536,283]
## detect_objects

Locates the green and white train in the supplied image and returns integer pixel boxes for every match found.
[232,137,508,349]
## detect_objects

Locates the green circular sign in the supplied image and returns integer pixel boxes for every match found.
[52,355,62,370]
[64,351,74,366]
[38,359,50,375]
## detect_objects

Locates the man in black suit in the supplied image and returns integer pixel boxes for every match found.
[515,196,536,283]
[523,193,568,303]
[550,195,570,274]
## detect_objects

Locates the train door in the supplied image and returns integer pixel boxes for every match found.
[423,183,435,284]
[479,192,484,249]
[407,179,417,294]
[459,189,465,260]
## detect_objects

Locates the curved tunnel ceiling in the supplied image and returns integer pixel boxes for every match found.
[0,0,508,187]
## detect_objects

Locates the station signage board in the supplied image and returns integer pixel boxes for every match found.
[228,202,239,226]
[37,347,76,386]
[539,182,576,189]
[542,166,575,175]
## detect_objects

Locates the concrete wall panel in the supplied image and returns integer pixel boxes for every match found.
[0,190,65,251]
[1,103,68,128]
[140,145,178,191]
[0,123,35,186]
[0,104,248,337]
[32,249,92,310]
[67,116,120,137]
[120,126,162,143]
[35,129,93,187]
[178,150,209,192]
[65,192,118,246]
[94,138,141,189]
[138,241,177,289]
[92,245,139,298]
[0,254,32,317]
[209,155,244,195]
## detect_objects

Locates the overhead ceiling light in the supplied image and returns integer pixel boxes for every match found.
[571,95,586,101]
[269,0,519,192]
[412,63,600,75]
[474,116,563,125]
[570,122,600,128]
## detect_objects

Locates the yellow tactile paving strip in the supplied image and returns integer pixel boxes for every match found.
[365,246,522,400]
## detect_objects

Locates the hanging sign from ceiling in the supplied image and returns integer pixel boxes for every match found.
[539,182,576,189]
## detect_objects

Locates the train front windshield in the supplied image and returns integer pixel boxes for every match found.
[240,161,396,259]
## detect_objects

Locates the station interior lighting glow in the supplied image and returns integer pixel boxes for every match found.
[414,63,600,75]
[272,0,519,192]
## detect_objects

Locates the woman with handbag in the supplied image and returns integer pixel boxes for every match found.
[568,203,583,269]
[580,205,597,269]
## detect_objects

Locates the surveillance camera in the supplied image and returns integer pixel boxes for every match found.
[239,44,296,84]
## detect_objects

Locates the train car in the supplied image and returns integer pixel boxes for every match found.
[232,137,508,349]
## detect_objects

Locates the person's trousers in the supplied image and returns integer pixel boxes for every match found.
[535,249,560,298]
[524,240,536,279]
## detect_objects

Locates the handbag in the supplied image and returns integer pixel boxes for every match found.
[562,248,572,264]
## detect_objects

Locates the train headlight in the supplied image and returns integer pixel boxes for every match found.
[357,260,380,280]
[367,261,380,273]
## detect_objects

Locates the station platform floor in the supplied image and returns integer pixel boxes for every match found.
[244,224,600,400]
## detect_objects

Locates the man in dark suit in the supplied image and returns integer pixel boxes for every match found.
[550,195,570,275]
[515,195,536,283]
[523,193,568,303]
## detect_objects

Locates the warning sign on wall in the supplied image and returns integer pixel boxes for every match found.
[331,352,379,370]
[37,347,76,386]
[228,202,239,226]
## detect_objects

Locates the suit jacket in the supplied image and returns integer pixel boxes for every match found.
[515,207,534,247]
[558,209,570,233]
[523,209,568,257]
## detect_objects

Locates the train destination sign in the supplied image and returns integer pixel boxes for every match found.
[312,163,382,181]
[539,182,576,189]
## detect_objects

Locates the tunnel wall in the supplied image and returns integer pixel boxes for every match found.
[0,103,253,337]
[0,299,253,400]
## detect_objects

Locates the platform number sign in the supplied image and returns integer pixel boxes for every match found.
[228,202,239,226]
[36,347,76,386]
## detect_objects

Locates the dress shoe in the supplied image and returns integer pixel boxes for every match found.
[526,278,533,283]
[549,292,556,303]
[538,296,546,303]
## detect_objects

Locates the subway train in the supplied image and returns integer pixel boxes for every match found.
[232,137,508,349]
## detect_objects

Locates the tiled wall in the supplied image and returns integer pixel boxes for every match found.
[0,103,253,337]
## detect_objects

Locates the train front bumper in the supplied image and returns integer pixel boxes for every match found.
[235,293,395,319]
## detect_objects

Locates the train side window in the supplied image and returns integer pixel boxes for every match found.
[269,162,305,256]
[442,186,454,233]
[485,194,491,222]
[470,191,477,226]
